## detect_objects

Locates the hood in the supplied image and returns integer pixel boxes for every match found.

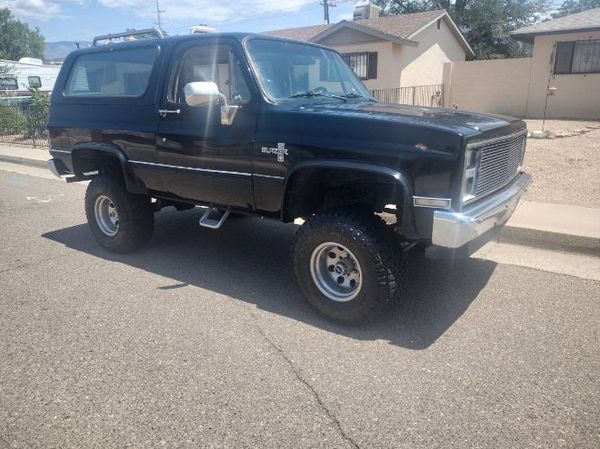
[292,100,524,138]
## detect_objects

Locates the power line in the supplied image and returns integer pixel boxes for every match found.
[169,1,326,34]
[167,0,358,35]
[214,0,322,23]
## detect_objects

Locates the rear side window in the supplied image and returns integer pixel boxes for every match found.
[65,46,158,97]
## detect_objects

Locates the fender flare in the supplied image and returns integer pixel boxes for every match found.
[71,142,148,194]
[282,160,418,238]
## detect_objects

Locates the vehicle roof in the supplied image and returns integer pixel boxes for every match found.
[68,32,334,57]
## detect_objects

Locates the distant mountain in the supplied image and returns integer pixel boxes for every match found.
[45,41,92,60]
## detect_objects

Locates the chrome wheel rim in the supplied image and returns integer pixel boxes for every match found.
[310,242,363,302]
[94,195,119,237]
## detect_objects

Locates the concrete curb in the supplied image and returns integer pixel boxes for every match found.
[0,153,49,170]
[499,226,600,256]
[0,150,598,257]
[501,201,600,256]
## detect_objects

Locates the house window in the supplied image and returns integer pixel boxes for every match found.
[341,52,378,80]
[554,40,600,74]
[28,76,42,88]
[0,78,18,90]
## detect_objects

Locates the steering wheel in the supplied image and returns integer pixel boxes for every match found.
[314,86,329,94]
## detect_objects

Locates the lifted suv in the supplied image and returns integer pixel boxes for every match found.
[48,32,530,323]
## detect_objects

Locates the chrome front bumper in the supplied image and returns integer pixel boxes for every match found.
[431,172,531,249]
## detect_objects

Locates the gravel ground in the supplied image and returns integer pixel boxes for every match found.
[523,120,600,208]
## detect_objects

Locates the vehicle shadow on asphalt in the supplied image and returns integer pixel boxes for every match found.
[42,208,497,350]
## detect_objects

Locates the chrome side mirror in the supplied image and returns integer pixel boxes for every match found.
[184,81,221,107]
[183,81,239,125]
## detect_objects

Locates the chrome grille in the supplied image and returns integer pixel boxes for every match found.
[471,130,527,199]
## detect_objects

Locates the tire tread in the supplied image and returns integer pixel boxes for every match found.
[293,208,407,323]
[85,176,154,253]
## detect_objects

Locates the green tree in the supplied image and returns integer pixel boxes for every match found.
[552,0,600,17]
[372,0,547,59]
[0,62,12,78]
[0,8,45,60]
[0,60,14,92]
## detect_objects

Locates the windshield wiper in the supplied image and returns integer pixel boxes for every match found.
[340,92,376,101]
[289,90,347,102]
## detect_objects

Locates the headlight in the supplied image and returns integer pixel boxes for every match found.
[461,147,480,203]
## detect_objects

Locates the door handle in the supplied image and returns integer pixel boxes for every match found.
[158,109,181,117]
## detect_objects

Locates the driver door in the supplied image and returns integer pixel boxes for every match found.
[155,40,256,208]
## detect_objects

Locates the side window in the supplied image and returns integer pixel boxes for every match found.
[170,45,251,105]
[0,78,18,90]
[65,46,158,97]
[28,76,42,88]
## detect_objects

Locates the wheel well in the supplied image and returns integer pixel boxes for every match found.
[72,148,122,178]
[71,147,147,194]
[283,168,405,222]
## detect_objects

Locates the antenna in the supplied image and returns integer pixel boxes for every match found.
[155,0,165,30]
[320,0,337,24]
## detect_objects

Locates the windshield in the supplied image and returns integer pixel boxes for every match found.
[246,39,372,101]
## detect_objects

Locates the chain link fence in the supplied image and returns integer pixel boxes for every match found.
[0,99,50,148]
[371,84,444,108]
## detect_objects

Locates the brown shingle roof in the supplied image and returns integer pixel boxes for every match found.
[264,23,332,41]
[511,7,600,43]
[265,9,446,42]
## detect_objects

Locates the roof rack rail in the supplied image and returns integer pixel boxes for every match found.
[93,28,164,46]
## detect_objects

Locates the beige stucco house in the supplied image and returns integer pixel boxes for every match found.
[443,8,600,119]
[265,8,473,92]
[511,8,600,119]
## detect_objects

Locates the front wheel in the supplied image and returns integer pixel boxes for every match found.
[293,209,407,324]
[85,176,154,253]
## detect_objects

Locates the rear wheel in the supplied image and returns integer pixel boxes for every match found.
[293,209,407,323]
[85,176,154,253]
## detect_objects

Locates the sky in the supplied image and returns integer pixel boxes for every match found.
[1,0,360,42]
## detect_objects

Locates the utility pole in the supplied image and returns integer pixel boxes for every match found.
[155,0,165,31]
[320,0,336,24]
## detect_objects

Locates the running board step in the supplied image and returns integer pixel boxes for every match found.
[198,207,230,229]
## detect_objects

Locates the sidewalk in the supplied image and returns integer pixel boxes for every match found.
[500,201,599,255]
[0,143,49,169]
[0,143,598,255]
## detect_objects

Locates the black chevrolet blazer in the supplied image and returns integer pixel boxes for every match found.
[47,32,530,323]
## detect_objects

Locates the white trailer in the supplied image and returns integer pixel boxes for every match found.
[0,58,61,94]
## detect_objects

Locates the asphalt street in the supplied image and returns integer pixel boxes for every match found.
[0,168,598,449]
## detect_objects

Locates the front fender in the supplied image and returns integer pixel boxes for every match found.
[283,160,419,239]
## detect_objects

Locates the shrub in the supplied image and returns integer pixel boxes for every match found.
[0,89,50,139]
[25,88,49,138]
[0,104,27,134]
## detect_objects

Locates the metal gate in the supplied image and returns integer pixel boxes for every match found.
[371,84,444,108]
